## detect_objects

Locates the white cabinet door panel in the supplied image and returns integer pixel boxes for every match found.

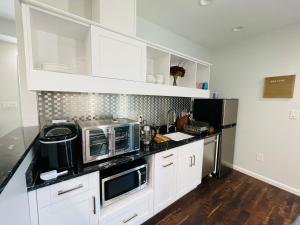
[177,140,204,199]
[153,149,178,213]
[177,147,194,199]
[38,191,98,225]
[91,26,146,82]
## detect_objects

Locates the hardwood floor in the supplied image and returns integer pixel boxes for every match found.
[143,170,300,225]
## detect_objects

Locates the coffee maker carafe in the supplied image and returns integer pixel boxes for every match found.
[140,121,156,145]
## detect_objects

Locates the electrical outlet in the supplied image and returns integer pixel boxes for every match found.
[289,110,299,120]
[256,153,264,162]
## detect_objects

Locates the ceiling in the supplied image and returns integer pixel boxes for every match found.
[2,0,300,49]
[137,0,300,49]
[0,0,15,20]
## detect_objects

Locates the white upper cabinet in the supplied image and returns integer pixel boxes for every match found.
[94,0,136,36]
[35,0,136,36]
[36,0,94,20]
[91,26,146,82]
[18,2,211,97]
[25,6,92,75]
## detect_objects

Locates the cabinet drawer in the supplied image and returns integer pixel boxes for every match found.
[155,148,177,163]
[37,172,99,208]
[100,190,153,225]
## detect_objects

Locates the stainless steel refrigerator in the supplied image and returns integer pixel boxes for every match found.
[193,99,238,178]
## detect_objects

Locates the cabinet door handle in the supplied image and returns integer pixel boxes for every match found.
[57,184,84,195]
[123,213,138,223]
[193,155,196,166]
[92,196,96,215]
[162,162,173,168]
[189,156,193,167]
[162,153,174,159]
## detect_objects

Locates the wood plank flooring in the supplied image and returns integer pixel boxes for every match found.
[143,170,300,225]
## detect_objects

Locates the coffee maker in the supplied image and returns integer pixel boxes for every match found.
[140,120,156,145]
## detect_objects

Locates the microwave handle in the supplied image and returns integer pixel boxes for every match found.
[137,170,142,188]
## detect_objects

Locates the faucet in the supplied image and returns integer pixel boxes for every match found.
[166,109,176,133]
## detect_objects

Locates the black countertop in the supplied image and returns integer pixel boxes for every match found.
[0,126,40,194]
[27,132,219,192]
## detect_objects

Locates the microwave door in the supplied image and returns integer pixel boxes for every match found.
[85,128,110,163]
[101,164,147,207]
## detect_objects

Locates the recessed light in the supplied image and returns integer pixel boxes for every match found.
[199,0,213,6]
[232,26,244,32]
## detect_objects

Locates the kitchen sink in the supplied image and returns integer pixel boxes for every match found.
[163,132,194,141]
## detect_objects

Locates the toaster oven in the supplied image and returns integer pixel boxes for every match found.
[78,118,140,164]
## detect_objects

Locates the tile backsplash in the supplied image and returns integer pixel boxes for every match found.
[37,92,192,127]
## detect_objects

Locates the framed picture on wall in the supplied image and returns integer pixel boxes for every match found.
[263,75,296,98]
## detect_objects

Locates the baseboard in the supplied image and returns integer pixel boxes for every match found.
[231,164,300,196]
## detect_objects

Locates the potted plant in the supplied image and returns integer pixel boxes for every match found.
[170,63,185,86]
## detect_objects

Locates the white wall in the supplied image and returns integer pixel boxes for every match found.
[0,17,16,37]
[137,17,211,62]
[210,24,300,195]
[0,40,22,137]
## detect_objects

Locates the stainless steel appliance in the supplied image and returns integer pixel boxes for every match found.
[39,123,79,171]
[183,121,209,136]
[100,159,147,206]
[193,99,238,178]
[202,134,219,179]
[78,118,140,164]
[140,122,156,145]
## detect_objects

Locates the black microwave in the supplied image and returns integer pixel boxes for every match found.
[100,159,147,207]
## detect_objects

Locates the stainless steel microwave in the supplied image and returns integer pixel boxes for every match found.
[78,118,140,164]
[101,159,147,207]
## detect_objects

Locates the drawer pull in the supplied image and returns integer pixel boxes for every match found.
[162,162,173,168]
[123,213,138,223]
[57,184,84,195]
[162,153,174,159]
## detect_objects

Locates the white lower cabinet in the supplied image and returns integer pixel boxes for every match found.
[177,141,204,199]
[153,149,178,213]
[29,172,100,225]
[153,140,204,214]
[28,141,204,225]
[38,190,99,225]
[99,189,153,225]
